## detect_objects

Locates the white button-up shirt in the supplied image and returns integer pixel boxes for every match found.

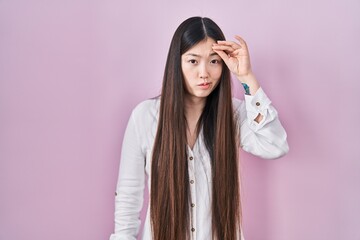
[110,88,289,240]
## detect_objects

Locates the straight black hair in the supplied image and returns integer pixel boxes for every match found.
[151,16,241,240]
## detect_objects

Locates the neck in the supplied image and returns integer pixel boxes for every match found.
[184,94,206,120]
[184,94,206,149]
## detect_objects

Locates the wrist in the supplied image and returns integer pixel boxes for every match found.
[237,72,260,95]
[242,83,251,95]
[236,71,255,83]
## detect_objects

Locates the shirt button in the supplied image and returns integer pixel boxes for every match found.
[191,228,195,232]
[256,102,261,106]
[190,180,194,184]
[115,192,117,196]
[191,203,195,207]
[189,156,193,160]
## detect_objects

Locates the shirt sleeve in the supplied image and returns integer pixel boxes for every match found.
[235,87,289,159]
[110,111,146,240]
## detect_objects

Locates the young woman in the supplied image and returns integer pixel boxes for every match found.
[109,16,289,240]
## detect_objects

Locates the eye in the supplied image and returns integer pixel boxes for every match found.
[188,59,198,64]
[210,59,221,64]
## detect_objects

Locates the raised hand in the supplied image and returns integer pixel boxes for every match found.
[212,35,253,79]
[212,35,260,94]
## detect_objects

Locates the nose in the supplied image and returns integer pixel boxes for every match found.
[199,62,209,80]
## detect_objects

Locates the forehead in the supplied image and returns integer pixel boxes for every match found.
[183,38,217,57]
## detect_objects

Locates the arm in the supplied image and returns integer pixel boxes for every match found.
[213,36,266,121]
[110,111,145,240]
[213,35,289,159]
[234,89,289,159]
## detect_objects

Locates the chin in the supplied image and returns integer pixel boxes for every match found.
[194,92,211,98]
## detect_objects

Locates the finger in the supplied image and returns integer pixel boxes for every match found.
[214,49,236,73]
[212,44,236,53]
[216,40,241,50]
[213,49,230,64]
[232,49,246,56]
[234,35,248,48]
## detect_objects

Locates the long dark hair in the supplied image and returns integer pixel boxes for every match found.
[150,16,241,240]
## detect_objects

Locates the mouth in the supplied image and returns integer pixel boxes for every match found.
[198,82,212,89]
[198,82,211,86]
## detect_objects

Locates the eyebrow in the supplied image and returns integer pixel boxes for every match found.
[185,52,219,57]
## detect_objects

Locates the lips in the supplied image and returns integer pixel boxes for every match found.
[198,82,211,90]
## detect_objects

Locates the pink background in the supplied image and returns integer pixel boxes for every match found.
[1,0,359,239]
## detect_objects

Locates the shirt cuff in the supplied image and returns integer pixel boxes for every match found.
[244,87,272,121]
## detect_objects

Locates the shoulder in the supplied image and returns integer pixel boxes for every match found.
[130,97,160,125]
[132,97,159,114]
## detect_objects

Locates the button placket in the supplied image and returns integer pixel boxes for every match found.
[187,147,197,239]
